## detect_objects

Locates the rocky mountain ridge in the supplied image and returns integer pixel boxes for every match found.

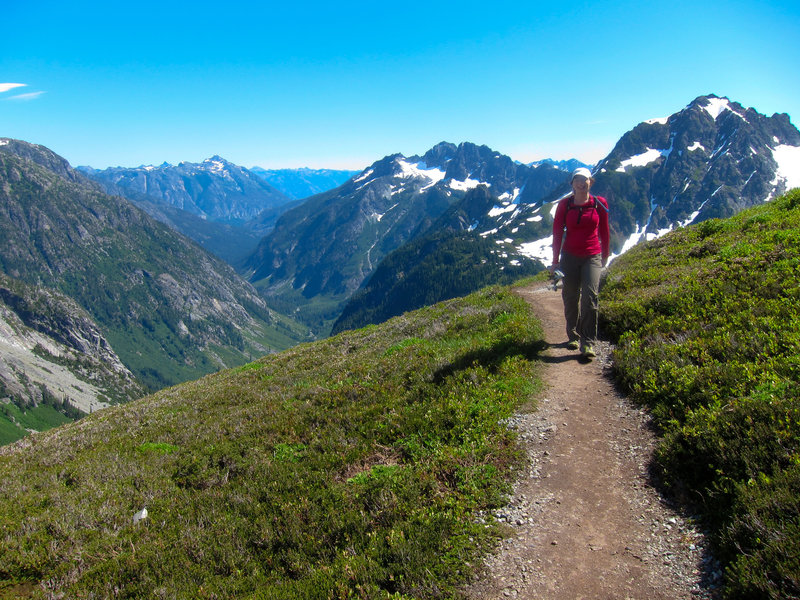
[78,156,293,224]
[243,142,569,333]
[332,95,800,331]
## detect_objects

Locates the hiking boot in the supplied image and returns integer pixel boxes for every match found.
[581,344,596,358]
[567,340,580,350]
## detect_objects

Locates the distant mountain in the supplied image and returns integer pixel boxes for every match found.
[529,158,591,172]
[249,167,360,199]
[333,95,800,332]
[79,161,336,265]
[79,156,292,224]
[243,142,568,333]
[0,138,308,394]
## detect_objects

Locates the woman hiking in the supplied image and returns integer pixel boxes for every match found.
[550,167,610,358]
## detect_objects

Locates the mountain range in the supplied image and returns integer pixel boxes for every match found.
[79,156,291,224]
[0,138,308,421]
[311,95,800,332]
[243,142,571,332]
[2,93,798,439]
[78,162,359,265]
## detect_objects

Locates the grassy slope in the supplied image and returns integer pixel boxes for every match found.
[0,285,544,599]
[600,189,800,599]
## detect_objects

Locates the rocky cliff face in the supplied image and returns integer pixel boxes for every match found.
[590,94,800,252]
[0,272,144,415]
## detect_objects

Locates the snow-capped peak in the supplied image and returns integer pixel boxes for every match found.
[203,156,230,173]
[701,97,731,120]
[698,96,747,122]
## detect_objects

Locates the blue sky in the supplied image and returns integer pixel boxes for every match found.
[2,0,798,170]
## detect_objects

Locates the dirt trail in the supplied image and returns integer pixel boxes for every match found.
[465,283,715,600]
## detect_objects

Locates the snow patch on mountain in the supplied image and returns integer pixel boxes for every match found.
[702,97,731,120]
[517,235,553,264]
[497,188,521,202]
[450,177,484,192]
[488,203,517,218]
[616,148,665,171]
[204,158,227,173]
[396,158,447,189]
[772,144,800,190]
[354,168,374,184]
[700,97,747,122]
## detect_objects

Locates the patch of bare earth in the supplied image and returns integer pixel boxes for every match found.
[464,283,720,600]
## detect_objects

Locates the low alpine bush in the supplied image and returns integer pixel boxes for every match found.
[601,189,800,598]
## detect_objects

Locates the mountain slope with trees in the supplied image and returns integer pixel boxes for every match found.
[0,271,146,445]
[0,139,308,394]
[332,186,545,334]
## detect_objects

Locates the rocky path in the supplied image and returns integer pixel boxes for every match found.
[465,283,718,599]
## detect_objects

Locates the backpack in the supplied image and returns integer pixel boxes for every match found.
[567,195,608,224]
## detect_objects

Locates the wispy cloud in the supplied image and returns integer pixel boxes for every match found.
[6,91,46,101]
[0,83,27,93]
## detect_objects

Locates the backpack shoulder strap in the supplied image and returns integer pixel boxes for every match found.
[592,195,609,213]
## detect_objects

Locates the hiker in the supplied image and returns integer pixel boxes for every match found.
[550,167,610,358]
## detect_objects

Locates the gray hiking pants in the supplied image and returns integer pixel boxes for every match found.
[560,251,603,346]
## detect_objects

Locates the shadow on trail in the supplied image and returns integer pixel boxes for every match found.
[432,338,549,384]
[536,341,592,365]
[431,337,600,384]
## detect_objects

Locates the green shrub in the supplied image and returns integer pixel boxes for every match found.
[600,189,800,598]
[723,463,800,599]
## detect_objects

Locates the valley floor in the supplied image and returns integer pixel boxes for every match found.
[465,283,719,599]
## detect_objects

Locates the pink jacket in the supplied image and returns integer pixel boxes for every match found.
[552,195,610,264]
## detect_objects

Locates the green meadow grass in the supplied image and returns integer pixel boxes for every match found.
[0,285,544,599]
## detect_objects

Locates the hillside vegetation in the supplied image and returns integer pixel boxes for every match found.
[332,229,542,335]
[0,286,544,599]
[600,189,800,598]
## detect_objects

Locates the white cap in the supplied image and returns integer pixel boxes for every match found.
[571,167,593,181]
